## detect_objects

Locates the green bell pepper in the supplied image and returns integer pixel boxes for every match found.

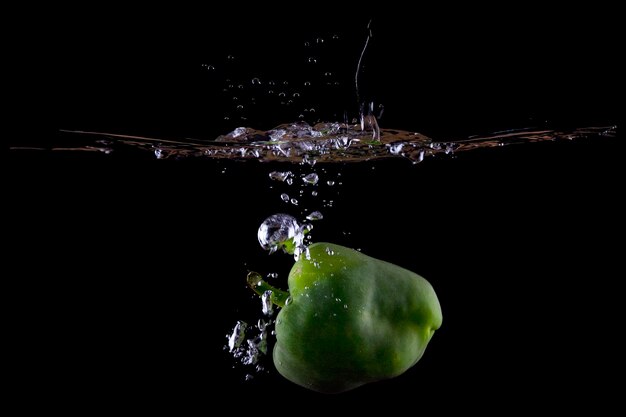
[249,242,442,393]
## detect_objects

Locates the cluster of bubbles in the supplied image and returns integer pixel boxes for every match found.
[226,315,272,379]
[201,31,348,127]
[225,131,346,376]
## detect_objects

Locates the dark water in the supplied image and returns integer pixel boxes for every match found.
[9,9,622,412]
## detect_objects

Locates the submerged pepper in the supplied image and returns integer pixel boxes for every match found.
[250,242,442,393]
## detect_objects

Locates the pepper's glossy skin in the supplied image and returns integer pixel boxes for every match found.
[274,243,442,393]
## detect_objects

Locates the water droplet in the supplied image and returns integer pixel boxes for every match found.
[278,92,286,97]
[332,34,339,40]
[227,55,235,60]
[261,290,274,316]
[302,173,319,185]
[245,374,254,381]
[327,180,335,186]
[324,72,332,77]
[236,105,244,110]
[308,57,317,64]
[283,81,289,85]
[269,171,292,182]
[316,37,324,44]
[325,247,335,256]
[251,77,261,85]
[304,41,310,47]
[202,64,215,71]
[280,193,289,202]
[290,198,298,206]
[311,191,318,197]
[344,304,348,309]
[293,92,300,98]
[285,296,293,306]
[286,178,293,185]
[267,90,274,94]
[238,84,244,89]
[154,149,163,159]
[309,108,316,113]
[304,81,311,86]
[267,272,278,279]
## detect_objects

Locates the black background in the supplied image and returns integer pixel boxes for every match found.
[8,6,622,412]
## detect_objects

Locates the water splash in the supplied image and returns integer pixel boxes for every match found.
[49,124,617,163]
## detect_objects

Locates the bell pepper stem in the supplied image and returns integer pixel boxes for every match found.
[247,271,290,307]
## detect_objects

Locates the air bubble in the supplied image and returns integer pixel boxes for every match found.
[261,290,274,316]
[257,214,307,258]
[227,321,247,352]
[302,173,319,185]
[269,171,292,182]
